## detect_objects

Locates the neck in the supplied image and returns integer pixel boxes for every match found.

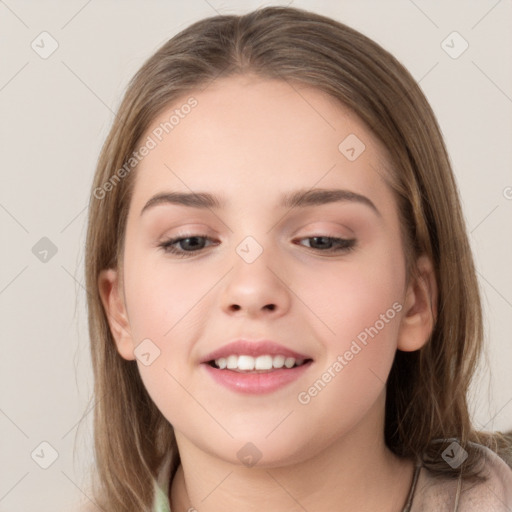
[170,394,414,512]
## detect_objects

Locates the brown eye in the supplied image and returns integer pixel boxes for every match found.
[297,236,356,253]
[158,235,216,257]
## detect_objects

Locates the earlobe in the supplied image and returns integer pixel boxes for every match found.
[97,268,136,361]
[397,255,438,352]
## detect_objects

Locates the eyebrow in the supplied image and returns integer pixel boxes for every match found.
[140,188,380,217]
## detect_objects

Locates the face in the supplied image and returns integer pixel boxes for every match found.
[103,74,425,467]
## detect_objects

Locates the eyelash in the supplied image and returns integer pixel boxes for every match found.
[158,234,356,258]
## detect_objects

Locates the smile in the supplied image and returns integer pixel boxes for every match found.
[203,358,313,394]
[200,339,314,393]
[211,354,309,372]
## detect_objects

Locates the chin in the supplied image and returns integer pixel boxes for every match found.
[195,429,321,470]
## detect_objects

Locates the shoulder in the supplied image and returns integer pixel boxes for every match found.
[411,443,512,511]
[465,443,512,509]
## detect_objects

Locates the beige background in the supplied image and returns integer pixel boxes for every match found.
[0,1,511,510]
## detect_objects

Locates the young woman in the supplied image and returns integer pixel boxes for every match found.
[85,6,512,511]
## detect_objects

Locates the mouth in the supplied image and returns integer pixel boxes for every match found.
[200,339,314,393]
[207,354,313,373]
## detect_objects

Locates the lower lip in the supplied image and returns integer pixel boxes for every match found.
[202,362,313,394]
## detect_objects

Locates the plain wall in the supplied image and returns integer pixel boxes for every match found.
[0,1,511,510]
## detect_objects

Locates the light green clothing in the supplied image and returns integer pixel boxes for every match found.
[151,442,512,511]
[152,452,173,512]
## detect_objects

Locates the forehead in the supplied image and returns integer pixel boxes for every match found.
[129,74,393,212]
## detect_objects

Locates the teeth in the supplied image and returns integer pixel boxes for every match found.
[238,355,255,371]
[273,355,285,369]
[284,357,295,368]
[226,355,237,369]
[255,355,273,370]
[213,355,307,371]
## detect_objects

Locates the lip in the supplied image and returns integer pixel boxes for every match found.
[200,339,312,363]
[200,339,314,394]
[202,361,313,394]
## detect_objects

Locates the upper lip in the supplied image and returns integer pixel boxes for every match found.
[200,340,313,363]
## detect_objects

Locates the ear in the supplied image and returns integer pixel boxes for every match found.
[397,255,438,352]
[98,268,136,360]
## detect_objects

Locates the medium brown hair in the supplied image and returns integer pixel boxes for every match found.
[84,6,511,510]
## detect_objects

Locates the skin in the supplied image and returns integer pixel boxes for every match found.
[99,74,437,512]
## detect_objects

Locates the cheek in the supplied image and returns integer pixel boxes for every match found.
[121,264,197,427]
[301,243,405,344]
[123,250,213,343]
[297,243,406,395]
[122,252,219,416]
[292,265,404,443]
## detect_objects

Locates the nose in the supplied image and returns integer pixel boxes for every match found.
[219,244,291,319]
